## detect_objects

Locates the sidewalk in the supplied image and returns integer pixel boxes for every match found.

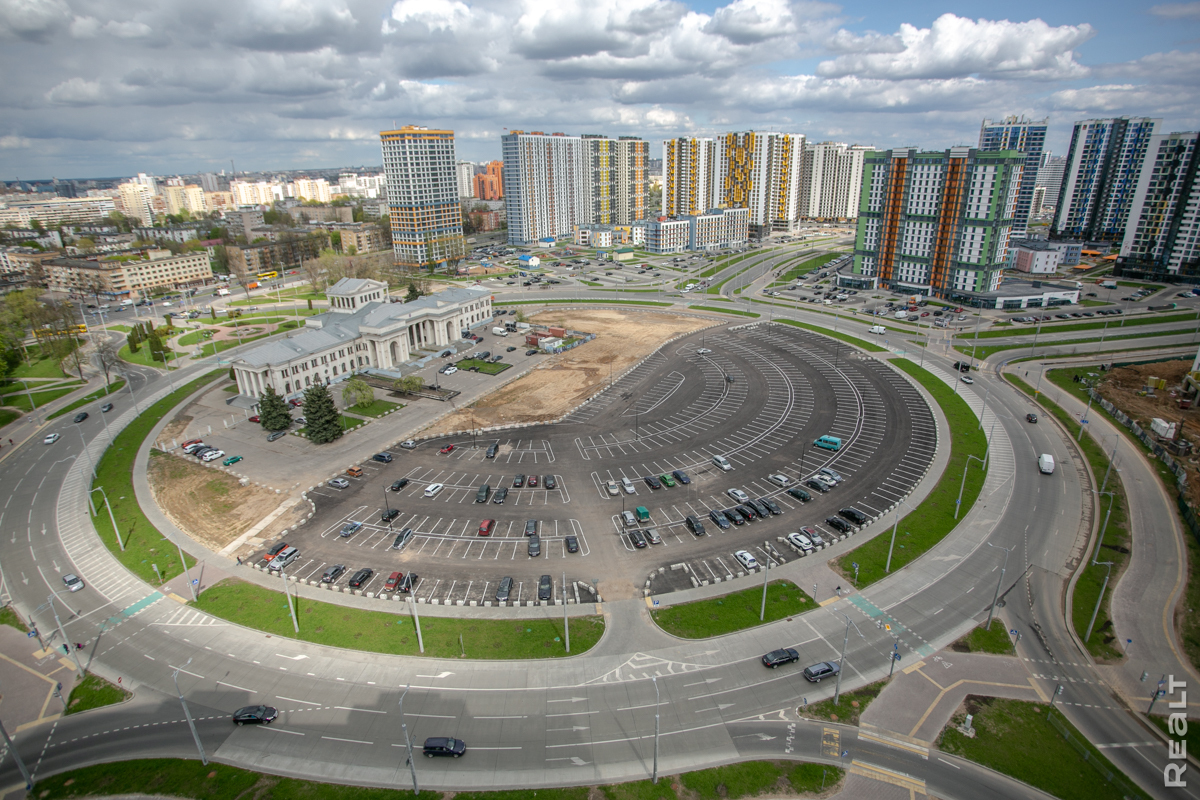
[0,617,82,735]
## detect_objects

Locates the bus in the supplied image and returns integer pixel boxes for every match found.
[255,271,278,280]
[35,324,88,339]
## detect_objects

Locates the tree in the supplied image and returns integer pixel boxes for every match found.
[147,329,166,366]
[329,231,342,252]
[128,326,140,353]
[257,386,291,431]
[341,377,374,409]
[514,310,528,324]
[393,374,425,395]
[302,256,324,294]
[227,248,253,299]
[95,336,121,388]
[302,382,342,444]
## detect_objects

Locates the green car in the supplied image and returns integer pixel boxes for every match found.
[222,455,243,466]
[658,473,676,488]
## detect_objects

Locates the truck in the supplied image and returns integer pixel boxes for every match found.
[215,288,231,297]
[869,325,886,335]
[1038,454,1055,474]
[492,326,508,337]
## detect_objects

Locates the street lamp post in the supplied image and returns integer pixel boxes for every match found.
[0,713,33,791]
[1084,562,1114,643]
[73,424,98,482]
[652,676,661,784]
[885,500,915,573]
[1077,394,1094,442]
[408,596,425,652]
[954,454,986,520]
[398,684,419,795]
[1091,490,1115,565]
[985,542,1014,631]
[760,547,770,621]
[173,658,208,765]
[18,379,41,426]
[833,613,852,706]
[46,594,85,676]
[90,487,122,550]
[166,535,197,603]
[280,568,299,633]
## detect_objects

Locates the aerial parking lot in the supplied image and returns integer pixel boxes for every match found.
[271,320,937,604]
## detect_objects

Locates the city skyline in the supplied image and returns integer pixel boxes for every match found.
[1,0,1197,180]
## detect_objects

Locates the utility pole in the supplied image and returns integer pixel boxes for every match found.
[760,548,770,620]
[652,676,660,785]
[90,487,122,550]
[49,594,84,677]
[0,713,33,791]
[563,571,569,652]
[173,659,208,765]
[408,596,424,652]
[398,684,419,794]
[280,569,299,633]
[985,542,1014,630]
[833,613,852,706]
[1084,562,1114,643]
[1091,491,1114,565]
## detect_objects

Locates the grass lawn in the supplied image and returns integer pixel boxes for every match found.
[47,379,127,420]
[65,673,130,715]
[1006,373,1132,660]
[194,328,287,358]
[798,680,885,726]
[104,324,133,332]
[768,253,839,286]
[1,382,84,412]
[10,347,71,379]
[952,622,1016,655]
[681,760,843,799]
[176,329,216,346]
[0,407,20,427]
[688,305,760,317]
[1080,299,1113,307]
[456,358,512,374]
[0,604,28,632]
[652,580,816,638]
[119,343,180,370]
[194,578,603,659]
[954,326,1189,360]
[89,372,221,584]
[835,361,988,586]
[342,399,401,418]
[958,311,1197,340]
[939,698,1140,800]
[774,318,887,353]
[1149,714,1199,762]
[228,289,325,305]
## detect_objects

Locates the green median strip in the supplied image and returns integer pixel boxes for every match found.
[958,311,1198,340]
[774,318,887,352]
[32,758,843,800]
[954,326,1190,360]
[194,578,602,659]
[90,371,222,584]
[46,379,126,420]
[953,623,1016,655]
[835,360,988,586]
[688,305,759,317]
[652,580,816,638]
[64,673,130,716]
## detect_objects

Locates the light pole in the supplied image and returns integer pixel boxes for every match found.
[173,658,208,765]
[1076,393,1094,441]
[1091,490,1115,565]
[1100,434,1119,493]
[833,613,852,706]
[0,713,33,791]
[1084,562,1114,643]
[954,454,986,519]
[47,594,84,677]
[885,499,915,573]
[563,571,570,652]
[652,676,661,785]
[73,424,98,482]
[760,546,771,621]
[398,684,419,794]
[121,368,142,415]
[90,487,122,550]
[985,542,1014,630]
[408,596,424,653]
[18,378,41,426]
[166,535,197,602]
[97,397,115,445]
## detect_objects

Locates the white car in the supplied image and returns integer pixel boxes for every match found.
[621,477,636,494]
[43,433,60,445]
[400,440,417,449]
[727,488,750,504]
[696,348,712,354]
[787,532,814,553]
[605,480,620,497]
[424,482,445,497]
[767,474,791,487]
[961,375,974,384]
[813,474,837,490]
[734,550,759,570]
[201,449,225,462]
[445,366,458,375]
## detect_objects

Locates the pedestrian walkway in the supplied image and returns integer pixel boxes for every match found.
[0,617,81,734]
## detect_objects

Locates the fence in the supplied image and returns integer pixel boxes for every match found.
[1046,712,1147,799]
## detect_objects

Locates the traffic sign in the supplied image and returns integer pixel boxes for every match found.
[27,630,36,638]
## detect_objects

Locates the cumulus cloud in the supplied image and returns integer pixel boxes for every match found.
[104,20,152,38]
[704,0,836,45]
[1149,2,1200,19]
[0,134,31,148]
[44,77,109,105]
[0,0,70,41]
[818,14,1094,81]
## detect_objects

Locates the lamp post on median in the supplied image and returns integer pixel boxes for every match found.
[89,487,122,550]
[73,424,97,481]
[652,675,661,784]
[1084,561,1114,643]
[985,542,1014,631]
[173,657,207,765]
[1091,490,1115,566]
[399,683,419,795]
[833,612,853,706]
[955,454,986,520]
[885,499,915,573]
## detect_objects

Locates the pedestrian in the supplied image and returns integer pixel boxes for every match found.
[75,642,83,651]
[7,439,11,446]
[236,556,242,565]
[835,585,842,596]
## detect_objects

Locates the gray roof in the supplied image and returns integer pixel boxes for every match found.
[328,277,379,296]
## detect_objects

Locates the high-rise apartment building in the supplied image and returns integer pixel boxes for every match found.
[117,181,155,225]
[473,160,503,201]
[1053,117,1160,242]
[663,137,717,217]
[852,147,1024,298]
[501,132,598,245]
[381,126,466,269]
[200,173,220,193]
[584,135,648,226]
[1119,131,1200,276]
[979,115,1047,237]
[799,142,872,220]
[456,162,475,199]
[1035,154,1067,212]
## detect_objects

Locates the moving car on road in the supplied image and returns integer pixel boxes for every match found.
[63,573,84,592]
[232,705,278,726]
[43,433,60,445]
[803,662,840,682]
[423,737,466,758]
[762,648,799,668]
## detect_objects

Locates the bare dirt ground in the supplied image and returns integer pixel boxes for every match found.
[423,308,712,435]
[147,451,307,552]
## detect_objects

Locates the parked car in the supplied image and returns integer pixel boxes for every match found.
[768,473,791,487]
[818,467,843,483]
[826,516,853,533]
[813,474,837,489]
[727,488,750,504]
[685,515,706,536]
[382,508,400,523]
[565,535,580,553]
[643,528,662,545]
[496,576,513,602]
[392,528,414,550]
[267,431,287,442]
[492,487,508,504]
[787,487,811,502]
[384,572,404,592]
[544,475,557,490]
[424,483,444,497]
[222,455,243,466]
[347,568,373,589]
[839,507,868,525]
[232,705,279,726]
[339,521,363,538]
[478,518,496,537]
[621,477,636,494]
[734,550,758,570]
[538,574,553,601]
[805,478,828,493]
[708,509,731,529]
[400,440,417,449]
[658,473,676,488]
[671,469,691,485]
[605,480,620,496]
[724,508,746,526]
[528,475,539,488]
[737,503,758,521]
[629,529,647,548]
[372,452,393,463]
[439,444,455,454]
[527,534,541,557]
[787,532,814,552]
[321,564,346,583]
[801,526,826,546]
[762,648,799,668]
[391,479,410,491]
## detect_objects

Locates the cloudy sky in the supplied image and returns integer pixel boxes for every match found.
[1,0,1198,180]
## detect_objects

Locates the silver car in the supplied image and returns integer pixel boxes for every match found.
[328,477,350,489]
[62,573,84,592]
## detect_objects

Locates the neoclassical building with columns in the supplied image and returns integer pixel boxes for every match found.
[230,278,492,400]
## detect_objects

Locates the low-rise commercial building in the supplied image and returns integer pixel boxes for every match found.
[46,249,213,298]
[1008,240,1062,274]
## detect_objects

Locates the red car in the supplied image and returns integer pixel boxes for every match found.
[181,438,203,449]
[920,312,930,317]
[249,415,260,423]
[439,444,455,454]
[289,399,303,408]
[384,571,403,592]
[478,519,496,536]
[528,475,539,488]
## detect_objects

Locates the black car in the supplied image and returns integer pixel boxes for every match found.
[951,361,972,373]
[724,508,746,526]
[805,478,829,493]
[565,535,579,553]
[423,737,466,758]
[100,403,114,412]
[73,412,89,423]
[684,515,706,536]
[538,574,553,601]
[629,529,647,548]
[392,528,414,550]
[507,346,517,352]
[524,519,538,536]
[543,475,557,490]
[382,508,400,523]
[1026,413,1038,423]
[737,503,759,521]
[372,452,393,463]
[528,534,541,557]
[486,442,498,458]
[232,705,278,726]
[755,498,781,516]
[526,349,538,355]
[826,516,853,533]
[321,564,346,583]
[348,568,373,588]
[267,430,287,442]
[513,474,526,488]
[391,479,410,492]
[672,469,691,485]
[492,487,508,504]
[787,487,811,502]
[708,509,731,530]
[644,475,662,490]
[839,507,868,525]
[397,573,418,593]
[496,576,513,602]
[761,648,800,669]
[265,541,288,558]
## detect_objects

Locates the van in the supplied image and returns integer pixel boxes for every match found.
[120,299,133,306]
[712,455,733,471]
[894,310,908,320]
[215,288,231,297]
[869,325,886,335]
[1038,454,1055,474]
[475,484,491,503]
[492,327,508,337]
[635,506,650,523]
[268,546,299,572]
[814,435,842,451]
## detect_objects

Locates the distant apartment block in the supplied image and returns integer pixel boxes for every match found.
[473,161,503,200]
[799,142,871,220]
[852,146,1024,299]
[1035,154,1067,212]
[663,137,717,217]
[979,116,1047,237]
[117,181,155,225]
[1118,131,1200,277]
[584,136,648,226]
[1053,117,1160,242]
[629,208,749,254]
[0,196,116,227]
[47,250,213,298]
[502,131,592,245]
[381,126,466,269]
[573,223,646,249]
[226,236,327,275]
